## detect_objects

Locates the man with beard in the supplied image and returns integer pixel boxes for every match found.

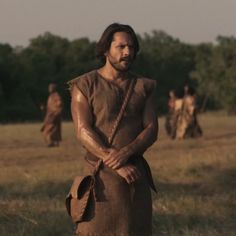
[67,23,158,236]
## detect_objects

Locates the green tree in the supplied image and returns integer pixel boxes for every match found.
[133,30,195,113]
[192,36,236,113]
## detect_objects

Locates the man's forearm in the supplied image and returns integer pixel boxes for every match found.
[77,126,109,160]
[124,123,158,156]
[103,122,158,170]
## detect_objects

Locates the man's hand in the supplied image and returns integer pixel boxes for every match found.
[103,146,132,169]
[116,165,141,184]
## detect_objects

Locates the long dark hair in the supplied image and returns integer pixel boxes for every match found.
[96,23,140,64]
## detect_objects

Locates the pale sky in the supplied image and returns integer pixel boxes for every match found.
[1,0,236,46]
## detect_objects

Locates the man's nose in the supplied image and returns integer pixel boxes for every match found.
[123,46,131,56]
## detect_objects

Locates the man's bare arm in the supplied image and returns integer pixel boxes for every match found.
[70,85,110,159]
[127,91,158,153]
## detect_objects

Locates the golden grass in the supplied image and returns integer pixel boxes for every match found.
[0,112,236,236]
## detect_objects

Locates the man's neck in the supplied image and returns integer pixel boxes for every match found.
[98,65,128,82]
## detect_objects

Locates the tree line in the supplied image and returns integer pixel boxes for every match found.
[0,31,236,122]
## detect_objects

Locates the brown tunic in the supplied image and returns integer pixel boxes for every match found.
[41,92,63,144]
[176,95,202,139]
[68,70,156,236]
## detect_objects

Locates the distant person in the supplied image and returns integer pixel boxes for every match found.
[172,89,185,139]
[41,83,63,147]
[165,89,176,138]
[176,86,202,139]
[67,23,157,236]
[183,86,203,138]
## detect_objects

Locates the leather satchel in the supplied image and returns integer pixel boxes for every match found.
[65,78,136,223]
[65,174,96,223]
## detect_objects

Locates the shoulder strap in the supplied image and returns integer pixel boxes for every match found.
[88,77,136,174]
[108,78,136,146]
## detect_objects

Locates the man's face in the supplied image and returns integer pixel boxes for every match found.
[184,85,189,93]
[106,32,135,72]
[169,91,175,98]
[48,84,56,93]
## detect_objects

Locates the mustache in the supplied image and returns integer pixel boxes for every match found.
[120,57,132,62]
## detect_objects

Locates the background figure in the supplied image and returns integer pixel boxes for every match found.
[165,89,176,138]
[172,89,184,139]
[176,86,202,139]
[183,86,203,138]
[41,83,63,147]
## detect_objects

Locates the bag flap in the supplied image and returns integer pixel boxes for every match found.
[65,175,94,222]
[69,175,94,199]
[70,189,92,222]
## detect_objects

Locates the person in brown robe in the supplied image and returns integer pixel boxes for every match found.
[183,86,203,138]
[165,90,177,138]
[175,86,202,139]
[41,83,63,147]
[68,23,158,236]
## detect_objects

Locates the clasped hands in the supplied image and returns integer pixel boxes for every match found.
[102,147,141,184]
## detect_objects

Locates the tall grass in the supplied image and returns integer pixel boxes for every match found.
[0,112,235,236]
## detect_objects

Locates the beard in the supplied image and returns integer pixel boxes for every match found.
[108,55,133,72]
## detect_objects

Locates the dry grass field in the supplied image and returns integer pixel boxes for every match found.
[0,112,236,236]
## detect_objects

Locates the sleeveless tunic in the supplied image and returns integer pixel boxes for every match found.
[68,70,156,236]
